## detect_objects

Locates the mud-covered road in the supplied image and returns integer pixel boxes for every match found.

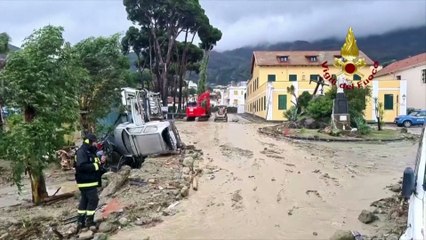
[112,115,418,240]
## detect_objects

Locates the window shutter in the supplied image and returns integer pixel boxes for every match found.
[384,94,393,110]
[278,95,287,110]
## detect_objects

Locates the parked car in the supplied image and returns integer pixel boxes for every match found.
[394,110,426,127]
[400,125,425,240]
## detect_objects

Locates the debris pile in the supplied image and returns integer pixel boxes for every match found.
[0,145,205,240]
[330,182,408,240]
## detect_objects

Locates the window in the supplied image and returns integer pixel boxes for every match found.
[268,74,276,82]
[289,74,297,81]
[396,75,401,80]
[260,98,263,111]
[234,90,238,95]
[384,94,394,110]
[420,111,426,117]
[353,74,361,81]
[310,74,320,81]
[422,69,426,83]
[308,56,317,62]
[278,95,287,110]
[278,56,288,62]
[264,96,266,110]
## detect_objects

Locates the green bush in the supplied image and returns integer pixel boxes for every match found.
[298,91,313,113]
[306,96,333,121]
[284,106,298,122]
[354,116,371,135]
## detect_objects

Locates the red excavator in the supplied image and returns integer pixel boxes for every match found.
[186,91,211,121]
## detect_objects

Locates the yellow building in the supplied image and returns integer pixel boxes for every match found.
[245,50,405,122]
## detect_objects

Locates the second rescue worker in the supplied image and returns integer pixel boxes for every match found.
[75,133,105,231]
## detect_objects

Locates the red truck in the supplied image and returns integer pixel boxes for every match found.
[185,91,211,121]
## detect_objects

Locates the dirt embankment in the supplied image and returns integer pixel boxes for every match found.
[0,145,204,240]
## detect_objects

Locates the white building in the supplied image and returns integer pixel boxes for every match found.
[223,81,247,113]
[212,85,227,105]
[186,80,198,90]
[376,53,426,110]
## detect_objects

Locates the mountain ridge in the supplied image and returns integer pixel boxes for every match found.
[204,25,426,85]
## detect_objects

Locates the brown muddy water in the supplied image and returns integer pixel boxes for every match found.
[112,117,417,240]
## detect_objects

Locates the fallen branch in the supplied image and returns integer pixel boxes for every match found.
[42,192,76,205]
[52,187,61,197]
[51,226,64,239]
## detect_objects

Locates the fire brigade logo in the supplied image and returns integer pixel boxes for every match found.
[334,27,366,77]
[322,27,380,90]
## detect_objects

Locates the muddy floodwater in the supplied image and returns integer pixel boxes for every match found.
[112,117,417,240]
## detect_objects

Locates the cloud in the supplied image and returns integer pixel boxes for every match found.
[0,0,129,47]
[202,0,426,50]
[0,0,425,51]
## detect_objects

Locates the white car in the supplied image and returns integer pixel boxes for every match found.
[400,125,426,240]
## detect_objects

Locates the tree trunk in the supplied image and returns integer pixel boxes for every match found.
[80,112,90,133]
[377,117,382,131]
[178,73,184,112]
[24,105,48,205]
[28,169,49,205]
[0,97,4,130]
[172,76,177,113]
[135,53,144,89]
[161,71,168,107]
[0,61,4,130]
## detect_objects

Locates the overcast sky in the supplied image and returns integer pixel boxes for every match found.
[0,0,425,52]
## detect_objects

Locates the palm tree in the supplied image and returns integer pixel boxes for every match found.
[0,32,11,128]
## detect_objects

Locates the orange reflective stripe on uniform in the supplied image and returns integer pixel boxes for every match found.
[93,163,99,171]
[77,182,98,188]
[86,210,95,216]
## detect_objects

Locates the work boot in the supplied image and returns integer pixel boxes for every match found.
[76,214,86,233]
[86,215,96,228]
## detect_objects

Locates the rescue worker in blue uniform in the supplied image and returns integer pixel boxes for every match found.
[75,133,103,231]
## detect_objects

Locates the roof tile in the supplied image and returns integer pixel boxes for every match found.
[252,50,375,67]
[375,52,426,77]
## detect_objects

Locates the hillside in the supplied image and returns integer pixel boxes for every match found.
[203,25,426,85]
